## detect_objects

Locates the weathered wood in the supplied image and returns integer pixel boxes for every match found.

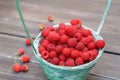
[0,34,120,79]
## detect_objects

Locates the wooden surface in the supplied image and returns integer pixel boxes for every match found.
[0,0,120,80]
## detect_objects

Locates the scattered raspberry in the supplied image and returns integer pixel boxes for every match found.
[25,38,31,46]
[41,50,49,59]
[18,48,24,55]
[13,63,21,73]
[20,64,29,72]
[59,54,67,61]
[49,51,57,58]
[48,15,55,22]
[48,31,60,43]
[55,45,64,54]
[51,57,60,65]
[75,42,85,51]
[38,45,46,53]
[68,38,77,47]
[47,43,55,51]
[87,42,96,50]
[81,51,90,61]
[62,48,71,57]
[71,50,81,59]
[39,23,45,30]
[65,59,75,67]
[21,54,30,63]
[75,57,84,66]
[59,61,65,66]
[95,40,105,49]
[60,35,69,44]
[74,32,82,41]
[70,19,82,27]
[41,28,50,38]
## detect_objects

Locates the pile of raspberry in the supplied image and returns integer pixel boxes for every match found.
[38,19,105,67]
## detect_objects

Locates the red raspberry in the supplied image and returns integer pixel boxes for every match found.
[62,48,71,57]
[13,63,21,73]
[87,35,94,43]
[74,32,82,41]
[48,15,55,22]
[58,23,65,30]
[51,57,60,65]
[25,38,31,46]
[70,19,82,27]
[47,43,55,51]
[59,54,67,61]
[68,38,77,47]
[92,49,99,54]
[81,37,89,45]
[48,31,60,43]
[46,58,52,62]
[65,59,75,67]
[50,51,57,58]
[82,47,88,52]
[89,50,98,61]
[41,39,49,47]
[41,50,49,59]
[20,64,29,72]
[21,54,30,63]
[41,28,50,38]
[55,45,64,54]
[58,29,66,35]
[65,26,77,37]
[47,25,55,31]
[80,29,91,37]
[81,51,90,61]
[87,42,96,50]
[39,23,45,30]
[76,42,85,51]
[60,35,69,44]
[95,40,105,49]
[18,48,24,55]
[59,61,65,66]
[71,50,81,59]
[38,45,46,53]
[75,57,84,66]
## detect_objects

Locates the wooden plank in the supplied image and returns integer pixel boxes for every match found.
[0,34,120,79]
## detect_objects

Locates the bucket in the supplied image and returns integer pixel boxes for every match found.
[33,23,104,80]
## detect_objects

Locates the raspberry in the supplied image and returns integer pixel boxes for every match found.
[81,51,90,61]
[71,50,81,59]
[18,48,24,55]
[65,26,77,37]
[70,19,82,27]
[87,35,94,43]
[20,64,29,72]
[68,38,77,47]
[46,58,52,62]
[95,40,105,49]
[81,37,89,45]
[13,63,21,73]
[62,48,71,57]
[47,43,55,51]
[80,29,91,37]
[48,15,55,22]
[48,31,60,43]
[58,29,66,35]
[82,47,88,52]
[89,51,98,61]
[75,42,85,51]
[60,35,69,44]
[38,45,46,53]
[92,49,99,54]
[25,38,31,46]
[21,54,30,63]
[87,42,96,50]
[39,23,45,30]
[74,32,82,41]
[49,51,57,58]
[58,23,65,30]
[55,45,64,54]
[65,59,75,67]
[51,57,60,65]
[41,39,49,47]
[41,28,50,38]
[41,50,49,59]
[59,54,67,61]
[75,57,84,66]
[47,25,55,31]
[59,61,65,66]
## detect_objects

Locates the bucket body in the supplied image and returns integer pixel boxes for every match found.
[33,23,104,80]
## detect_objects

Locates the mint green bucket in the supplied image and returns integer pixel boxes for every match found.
[33,23,104,80]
